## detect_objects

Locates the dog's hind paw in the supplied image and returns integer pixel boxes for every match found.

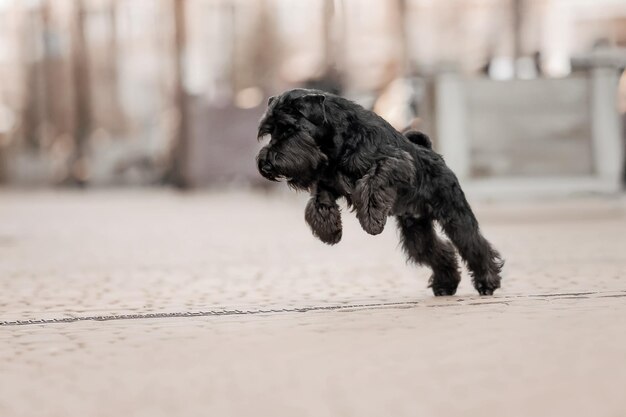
[429,271,461,296]
[432,287,457,296]
[474,274,501,296]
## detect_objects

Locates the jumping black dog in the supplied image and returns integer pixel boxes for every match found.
[256,88,503,296]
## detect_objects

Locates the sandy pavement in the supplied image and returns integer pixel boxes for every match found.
[1,190,625,417]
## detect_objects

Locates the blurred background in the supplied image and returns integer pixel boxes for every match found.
[0,0,624,194]
[2,3,626,415]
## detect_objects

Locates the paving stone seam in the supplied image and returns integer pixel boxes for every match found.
[2,290,625,327]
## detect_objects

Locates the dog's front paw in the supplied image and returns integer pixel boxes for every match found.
[305,199,342,245]
[356,211,387,235]
[313,221,342,245]
[354,179,394,236]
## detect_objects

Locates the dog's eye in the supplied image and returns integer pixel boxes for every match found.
[278,127,296,139]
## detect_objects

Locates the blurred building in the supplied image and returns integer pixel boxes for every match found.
[0,0,624,192]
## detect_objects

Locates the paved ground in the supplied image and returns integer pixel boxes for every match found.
[1,190,625,417]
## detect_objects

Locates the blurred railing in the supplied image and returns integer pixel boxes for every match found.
[429,62,624,196]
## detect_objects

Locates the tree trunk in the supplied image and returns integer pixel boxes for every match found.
[67,0,91,186]
[165,0,189,188]
[21,7,44,151]
[512,0,524,76]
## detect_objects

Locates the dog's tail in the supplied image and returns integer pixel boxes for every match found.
[403,130,432,149]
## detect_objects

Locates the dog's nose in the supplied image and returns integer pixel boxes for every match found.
[260,162,273,175]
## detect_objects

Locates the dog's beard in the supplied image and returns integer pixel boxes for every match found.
[257,130,327,190]
[284,131,327,190]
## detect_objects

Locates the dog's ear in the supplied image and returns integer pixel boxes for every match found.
[403,130,432,149]
[267,95,276,107]
[293,93,327,126]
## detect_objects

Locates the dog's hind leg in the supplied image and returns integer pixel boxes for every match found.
[397,215,461,296]
[305,185,342,245]
[438,202,503,295]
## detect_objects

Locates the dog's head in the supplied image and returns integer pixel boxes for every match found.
[256,89,330,190]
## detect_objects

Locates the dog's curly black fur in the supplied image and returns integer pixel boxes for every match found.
[256,88,503,296]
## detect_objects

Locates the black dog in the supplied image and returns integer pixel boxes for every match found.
[256,88,503,296]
